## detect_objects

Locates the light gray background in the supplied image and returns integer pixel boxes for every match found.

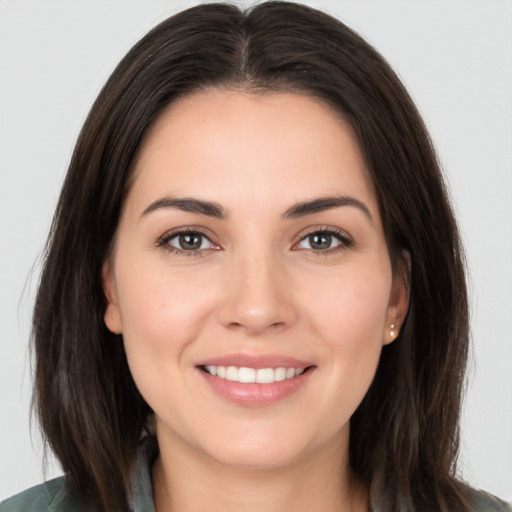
[1,0,511,501]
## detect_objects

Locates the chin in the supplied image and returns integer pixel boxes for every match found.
[196,421,343,471]
[207,440,309,470]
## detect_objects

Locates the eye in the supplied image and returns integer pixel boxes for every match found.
[169,232,211,251]
[295,229,352,252]
[157,229,218,255]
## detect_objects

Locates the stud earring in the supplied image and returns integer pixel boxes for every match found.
[390,323,396,338]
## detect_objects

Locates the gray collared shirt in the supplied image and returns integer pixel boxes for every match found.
[1,436,510,511]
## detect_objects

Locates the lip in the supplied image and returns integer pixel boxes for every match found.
[196,353,313,369]
[195,353,315,407]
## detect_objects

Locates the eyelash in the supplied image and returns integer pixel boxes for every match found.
[293,226,353,255]
[156,228,216,257]
[156,226,353,257]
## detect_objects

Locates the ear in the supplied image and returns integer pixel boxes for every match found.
[383,250,411,345]
[102,261,123,334]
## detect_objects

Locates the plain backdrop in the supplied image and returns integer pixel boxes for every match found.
[1,0,511,502]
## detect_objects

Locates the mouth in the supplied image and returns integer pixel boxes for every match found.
[196,358,315,407]
[199,365,310,384]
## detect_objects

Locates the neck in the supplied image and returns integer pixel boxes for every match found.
[152,428,367,512]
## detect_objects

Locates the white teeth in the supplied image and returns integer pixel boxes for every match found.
[274,367,286,381]
[238,367,256,383]
[203,365,307,383]
[205,365,217,376]
[226,366,238,381]
[256,368,274,384]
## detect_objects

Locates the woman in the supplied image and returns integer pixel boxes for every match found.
[1,2,510,511]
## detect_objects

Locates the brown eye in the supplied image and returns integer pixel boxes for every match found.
[308,233,333,250]
[167,232,212,251]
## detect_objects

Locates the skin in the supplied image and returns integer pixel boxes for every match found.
[103,90,409,512]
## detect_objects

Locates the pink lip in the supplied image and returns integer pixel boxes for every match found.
[196,353,312,369]
[195,353,315,407]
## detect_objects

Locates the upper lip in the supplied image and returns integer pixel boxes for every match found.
[195,353,314,369]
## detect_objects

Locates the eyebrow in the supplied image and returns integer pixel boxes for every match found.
[141,197,227,219]
[141,195,372,222]
[282,196,372,221]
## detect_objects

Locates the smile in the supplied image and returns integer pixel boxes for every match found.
[202,365,305,384]
[197,357,315,407]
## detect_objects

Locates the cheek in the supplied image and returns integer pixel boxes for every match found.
[116,261,214,345]
[114,264,218,416]
[112,259,220,404]
[303,264,392,344]
[301,265,391,409]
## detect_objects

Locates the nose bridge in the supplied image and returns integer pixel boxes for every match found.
[218,244,296,334]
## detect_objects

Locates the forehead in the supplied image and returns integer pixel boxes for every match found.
[128,89,378,217]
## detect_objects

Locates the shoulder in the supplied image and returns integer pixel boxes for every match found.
[0,436,158,512]
[468,488,512,512]
[0,477,88,512]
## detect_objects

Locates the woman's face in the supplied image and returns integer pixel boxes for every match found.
[103,90,408,470]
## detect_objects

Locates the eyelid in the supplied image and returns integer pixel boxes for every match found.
[292,225,353,252]
[156,226,220,255]
[155,224,352,256]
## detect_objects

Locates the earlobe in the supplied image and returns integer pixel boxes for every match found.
[102,261,123,334]
[383,250,411,345]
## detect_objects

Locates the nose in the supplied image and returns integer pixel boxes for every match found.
[217,251,298,335]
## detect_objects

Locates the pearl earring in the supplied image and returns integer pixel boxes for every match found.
[390,323,396,338]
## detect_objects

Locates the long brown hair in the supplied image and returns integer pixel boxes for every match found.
[33,2,471,510]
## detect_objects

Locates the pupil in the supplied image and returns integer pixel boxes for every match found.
[310,233,331,250]
[179,234,201,250]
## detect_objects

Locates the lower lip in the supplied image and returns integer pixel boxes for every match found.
[198,368,313,407]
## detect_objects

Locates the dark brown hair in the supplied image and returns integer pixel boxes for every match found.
[33,2,471,510]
